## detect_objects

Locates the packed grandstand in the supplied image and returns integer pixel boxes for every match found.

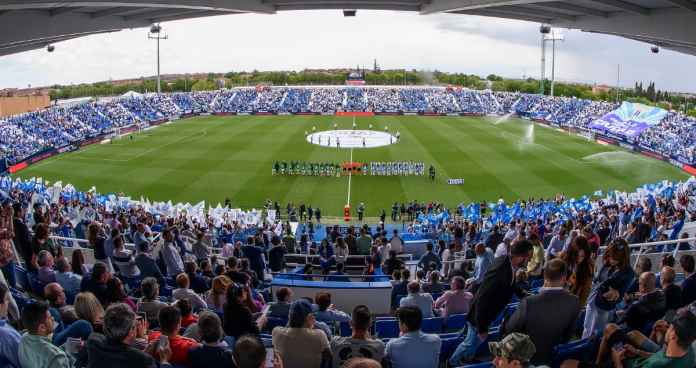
[3,86,696,368]
[2,87,696,168]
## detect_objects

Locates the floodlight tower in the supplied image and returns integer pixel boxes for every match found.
[547,30,564,97]
[148,24,168,94]
[539,25,551,95]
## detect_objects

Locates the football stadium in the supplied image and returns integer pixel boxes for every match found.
[2,2,696,368]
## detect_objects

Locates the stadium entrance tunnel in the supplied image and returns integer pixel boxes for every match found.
[306,129,398,148]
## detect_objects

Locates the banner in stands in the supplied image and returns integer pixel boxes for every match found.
[589,102,668,138]
[9,161,27,174]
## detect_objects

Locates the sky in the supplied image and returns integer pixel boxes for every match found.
[1,10,695,92]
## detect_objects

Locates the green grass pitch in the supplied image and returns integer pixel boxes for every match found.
[15,115,688,217]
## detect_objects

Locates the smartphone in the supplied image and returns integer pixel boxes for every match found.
[66,337,81,355]
[265,348,275,368]
[159,335,170,351]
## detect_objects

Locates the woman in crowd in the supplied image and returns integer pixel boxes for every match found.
[106,277,136,310]
[334,237,349,265]
[223,282,260,340]
[526,233,545,278]
[423,271,444,294]
[582,238,635,338]
[71,248,89,276]
[111,235,140,278]
[88,222,112,272]
[74,291,105,333]
[206,275,232,313]
[566,236,594,306]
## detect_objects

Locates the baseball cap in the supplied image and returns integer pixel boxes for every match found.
[489,333,536,363]
[288,299,314,327]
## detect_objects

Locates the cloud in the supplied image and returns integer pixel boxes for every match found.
[0,10,693,92]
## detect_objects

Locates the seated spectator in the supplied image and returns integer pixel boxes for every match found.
[107,277,137,311]
[400,281,434,318]
[223,282,260,339]
[272,299,331,368]
[188,312,234,368]
[422,272,444,294]
[45,284,93,347]
[265,287,293,319]
[344,357,381,368]
[37,250,57,284]
[75,291,105,332]
[185,261,209,295]
[315,292,351,323]
[172,273,207,310]
[330,305,385,368]
[137,277,168,325]
[618,272,666,332]
[501,258,581,365]
[135,242,165,286]
[191,231,211,262]
[0,283,21,368]
[85,303,160,368]
[112,236,141,278]
[147,305,200,366]
[679,254,696,307]
[205,275,231,313]
[160,229,185,277]
[384,251,405,277]
[434,276,473,318]
[391,269,410,310]
[489,332,537,368]
[18,301,74,368]
[55,257,82,297]
[661,266,682,321]
[234,335,275,368]
[80,261,113,306]
[385,306,441,368]
[417,243,441,271]
[175,299,198,329]
[602,311,696,368]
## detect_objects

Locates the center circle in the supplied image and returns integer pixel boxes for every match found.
[306,129,398,148]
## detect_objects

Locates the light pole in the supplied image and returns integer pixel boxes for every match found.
[547,31,564,97]
[539,26,563,96]
[148,24,168,94]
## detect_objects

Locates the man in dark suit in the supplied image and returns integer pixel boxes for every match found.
[12,202,35,272]
[679,254,696,307]
[502,259,581,365]
[242,239,266,282]
[449,239,533,366]
[134,242,166,286]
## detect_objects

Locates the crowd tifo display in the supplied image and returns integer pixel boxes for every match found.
[2,87,696,170]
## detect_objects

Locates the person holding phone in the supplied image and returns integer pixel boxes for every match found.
[147,306,199,366]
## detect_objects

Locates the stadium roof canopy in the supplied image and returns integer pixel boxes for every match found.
[1,0,695,57]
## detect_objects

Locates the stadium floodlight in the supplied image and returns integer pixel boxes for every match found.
[46,44,55,53]
[545,31,564,97]
[539,26,563,96]
[651,45,660,54]
[148,23,168,94]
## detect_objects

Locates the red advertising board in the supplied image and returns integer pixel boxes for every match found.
[9,161,28,174]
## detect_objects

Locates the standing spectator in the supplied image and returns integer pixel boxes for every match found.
[390,229,403,254]
[85,303,160,368]
[385,306,441,368]
[526,233,544,278]
[188,312,234,368]
[160,229,184,277]
[13,202,36,271]
[400,281,434,318]
[566,236,594,306]
[468,243,494,291]
[391,269,410,310]
[357,228,372,255]
[0,283,21,368]
[242,239,266,282]
[0,200,16,289]
[449,240,533,366]
[383,250,404,276]
[88,222,112,272]
[269,235,287,273]
[679,254,696,307]
[582,239,636,339]
[330,305,385,368]
[72,248,89,276]
[545,228,567,260]
[135,242,166,286]
[501,259,580,365]
[147,305,200,366]
[191,232,211,262]
[19,301,74,368]
[434,276,473,318]
[272,299,331,368]
[417,243,441,271]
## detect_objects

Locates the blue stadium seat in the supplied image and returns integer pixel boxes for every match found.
[375,319,400,339]
[551,338,594,368]
[264,317,288,333]
[445,314,467,332]
[491,303,518,327]
[421,317,443,334]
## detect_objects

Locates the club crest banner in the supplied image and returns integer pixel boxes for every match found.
[590,102,668,138]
